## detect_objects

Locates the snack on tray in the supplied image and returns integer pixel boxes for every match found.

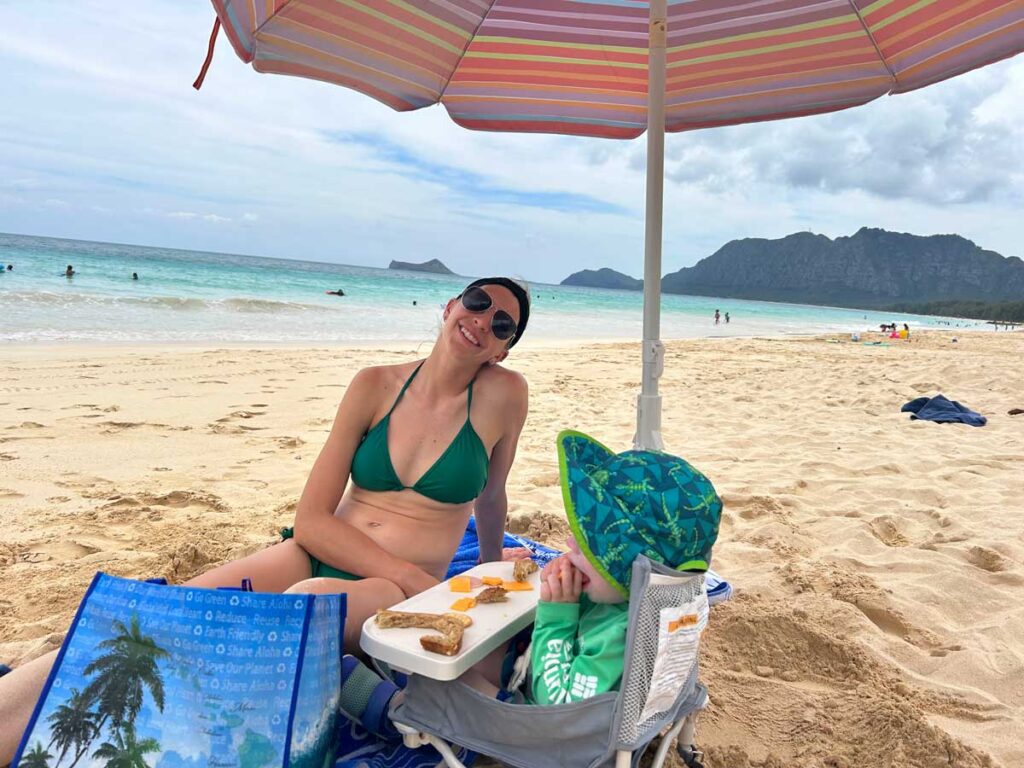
[481,576,504,586]
[450,597,476,612]
[374,609,472,657]
[513,558,539,582]
[501,580,534,591]
[476,586,508,603]
[449,575,472,593]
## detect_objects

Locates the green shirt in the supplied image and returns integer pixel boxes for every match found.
[528,596,629,706]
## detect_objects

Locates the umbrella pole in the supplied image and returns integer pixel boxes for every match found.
[635,0,667,452]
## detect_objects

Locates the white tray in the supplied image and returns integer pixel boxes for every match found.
[360,561,541,681]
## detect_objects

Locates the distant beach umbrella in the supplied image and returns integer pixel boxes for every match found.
[196,0,1024,449]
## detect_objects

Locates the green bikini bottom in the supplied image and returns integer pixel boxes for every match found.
[280,527,360,581]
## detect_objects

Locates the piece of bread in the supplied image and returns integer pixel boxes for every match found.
[420,630,462,656]
[375,609,472,629]
[513,558,539,582]
[375,609,471,656]
[476,586,508,603]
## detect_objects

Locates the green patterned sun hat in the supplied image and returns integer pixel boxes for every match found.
[557,430,722,597]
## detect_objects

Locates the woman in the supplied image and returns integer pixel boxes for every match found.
[0,277,530,762]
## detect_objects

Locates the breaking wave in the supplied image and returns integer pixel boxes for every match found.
[2,291,334,313]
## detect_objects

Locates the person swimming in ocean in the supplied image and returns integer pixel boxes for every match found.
[65,264,75,278]
[325,288,345,296]
[132,272,139,280]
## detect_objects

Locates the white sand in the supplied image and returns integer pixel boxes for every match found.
[2,331,1022,767]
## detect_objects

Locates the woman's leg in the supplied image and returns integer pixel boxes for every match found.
[0,539,313,764]
[0,654,54,764]
[285,577,405,651]
[186,538,312,591]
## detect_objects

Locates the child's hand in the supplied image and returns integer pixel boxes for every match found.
[540,554,582,603]
[500,547,534,562]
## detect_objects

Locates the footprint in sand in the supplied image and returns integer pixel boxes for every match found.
[965,546,1010,573]
[868,516,911,547]
[0,453,16,461]
[0,488,25,499]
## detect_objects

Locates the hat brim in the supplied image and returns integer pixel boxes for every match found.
[556,429,629,597]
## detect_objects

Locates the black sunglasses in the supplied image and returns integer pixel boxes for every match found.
[460,286,518,342]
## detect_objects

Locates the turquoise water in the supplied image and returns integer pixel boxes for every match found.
[0,233,981,345]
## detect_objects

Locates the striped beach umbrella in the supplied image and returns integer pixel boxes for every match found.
[195,0,1024,449]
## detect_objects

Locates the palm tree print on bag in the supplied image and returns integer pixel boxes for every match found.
[81,614,170,733]
[41,613,168,768]
[21,743,54,768]
[91,724,160,768]
[46,688,99,768]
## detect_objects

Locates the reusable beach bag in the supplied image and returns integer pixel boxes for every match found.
[14,573,345,768]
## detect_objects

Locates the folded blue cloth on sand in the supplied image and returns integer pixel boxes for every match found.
[901,394,987,427]
[445,517,561,578]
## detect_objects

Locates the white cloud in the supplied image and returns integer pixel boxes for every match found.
[0,1,1021,280]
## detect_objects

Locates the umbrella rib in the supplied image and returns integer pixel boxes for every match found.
[254,0,300,40]
[438,0,502,102]
[845,0,898,92]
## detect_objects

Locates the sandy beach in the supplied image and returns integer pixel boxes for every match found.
[2,331,1022,767]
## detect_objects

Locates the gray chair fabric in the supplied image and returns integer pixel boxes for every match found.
[389,556,709,768]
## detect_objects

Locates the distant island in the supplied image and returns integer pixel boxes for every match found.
[561,267,642,290]
[660,227,1024,310]
[389,258,454,275]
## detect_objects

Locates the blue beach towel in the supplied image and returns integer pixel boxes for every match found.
[901,394,987,427]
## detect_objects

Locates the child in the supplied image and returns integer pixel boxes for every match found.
[526,429,721,705]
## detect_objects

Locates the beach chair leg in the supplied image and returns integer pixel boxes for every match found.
[394,723,469,768]
[614,750,632,768]
[649,716,687,768]
[673,713,705,768]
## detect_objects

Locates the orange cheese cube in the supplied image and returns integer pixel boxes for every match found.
[502,580,534,591]
[450,597,476,612]
[449,576,472,593]
[481,576,504,586]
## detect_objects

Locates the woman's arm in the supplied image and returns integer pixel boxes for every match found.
[292,367,436,596]
[474,372,528,563]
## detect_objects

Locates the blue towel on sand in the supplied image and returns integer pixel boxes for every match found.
[901,394,986,427]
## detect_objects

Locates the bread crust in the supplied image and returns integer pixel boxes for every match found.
[513,558,538,582]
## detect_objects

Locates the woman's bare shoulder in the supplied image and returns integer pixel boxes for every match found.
[474,364,528,410]
[343,361,422,405]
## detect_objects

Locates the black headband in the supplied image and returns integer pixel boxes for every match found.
[462,277,531,348]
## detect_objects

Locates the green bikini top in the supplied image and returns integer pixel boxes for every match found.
[349,362,490,504]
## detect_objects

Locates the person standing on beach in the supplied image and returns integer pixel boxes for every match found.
[714,309,720,325]
[0,277,531,762]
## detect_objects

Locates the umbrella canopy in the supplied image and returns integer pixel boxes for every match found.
[205,0,1022,137]
[198,0,1024,448]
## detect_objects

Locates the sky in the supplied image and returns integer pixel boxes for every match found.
[1,2,1022,285]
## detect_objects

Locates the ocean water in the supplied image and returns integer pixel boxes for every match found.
[0,233,980,345]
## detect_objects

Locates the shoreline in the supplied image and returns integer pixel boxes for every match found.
[0,324,1011,354]
[2,333,1023,766]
